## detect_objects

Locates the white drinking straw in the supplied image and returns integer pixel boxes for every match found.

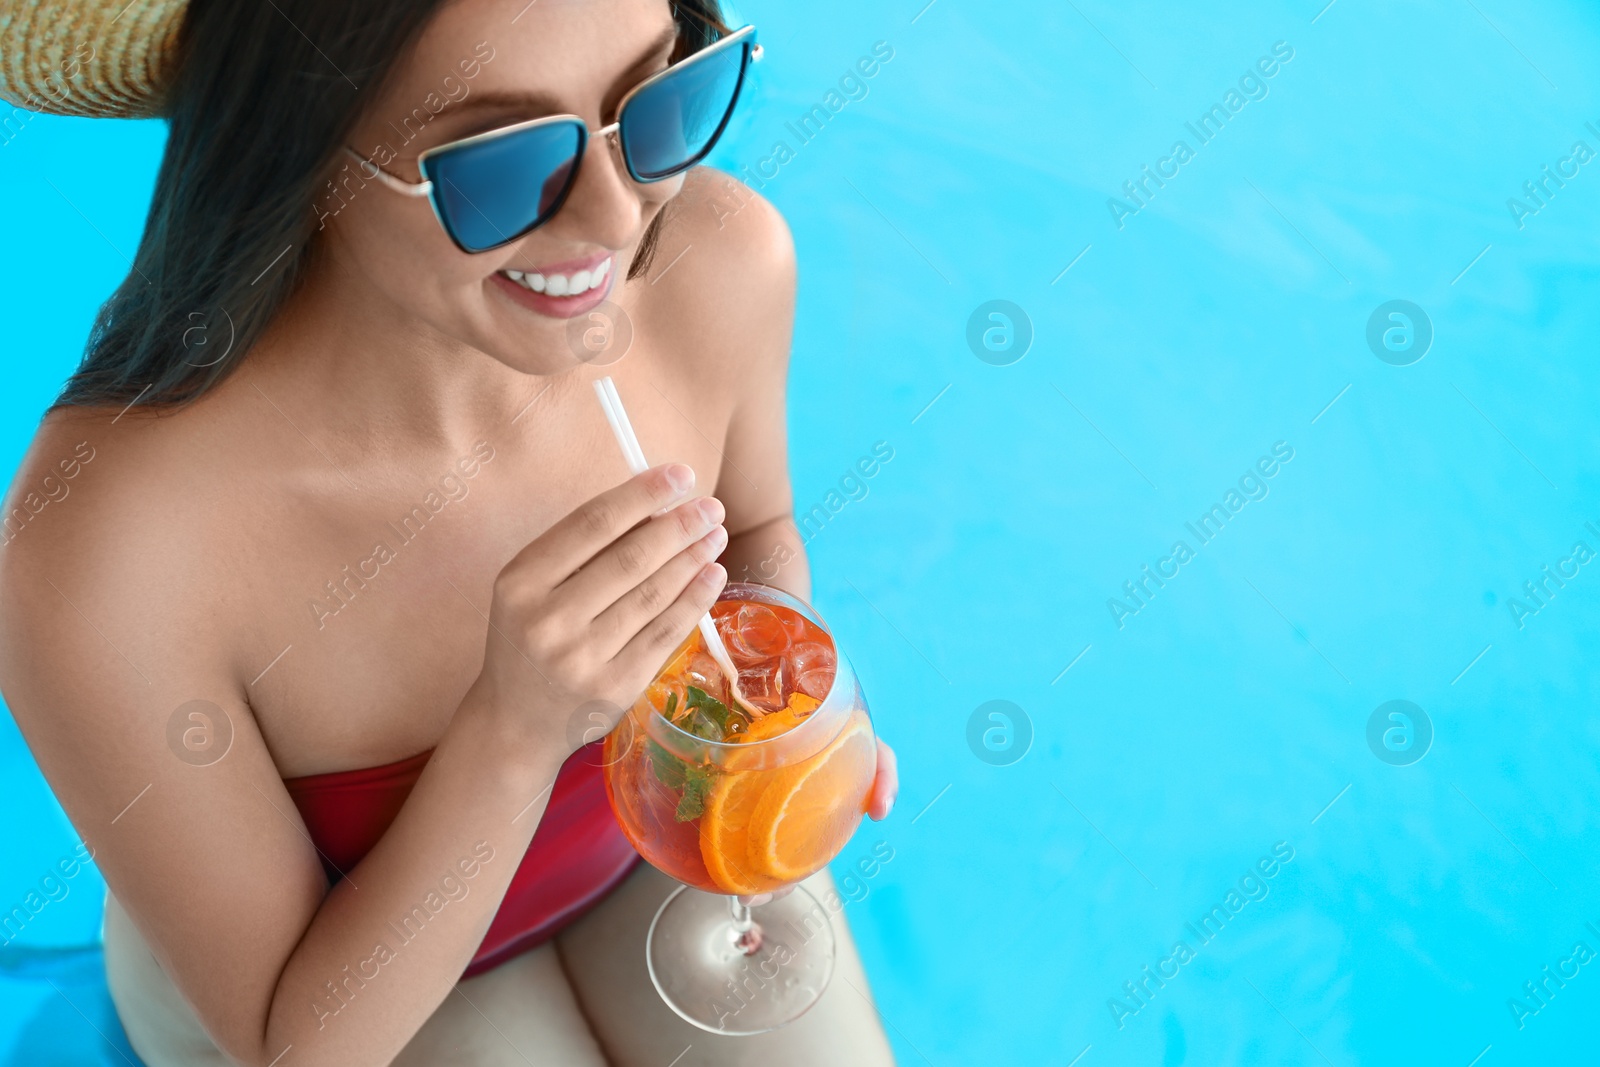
[592,376,759,718]
[597,376,649,473]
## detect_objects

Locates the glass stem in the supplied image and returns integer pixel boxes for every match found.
[728,896,764,955]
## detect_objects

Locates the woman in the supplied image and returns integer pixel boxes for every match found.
[0,0,899,1063]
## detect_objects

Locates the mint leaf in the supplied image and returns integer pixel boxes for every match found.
[647,740,686,790]
[648,688,727,821]
[683,686,731,741]
[675,768,713,821]
[649,740,715,822]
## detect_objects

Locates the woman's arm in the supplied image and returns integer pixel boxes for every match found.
[666,171,810,603]
[0,446,725,1067]
[722,513,811,601]
[668,171,896,821]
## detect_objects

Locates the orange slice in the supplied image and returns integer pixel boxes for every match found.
[785,692,822,717]
[747,711,876,884]
[697,699,819,894]
[700,765,776,894]
[746,698,808,737]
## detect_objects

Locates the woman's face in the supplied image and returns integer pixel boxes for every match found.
[328,0,684,375]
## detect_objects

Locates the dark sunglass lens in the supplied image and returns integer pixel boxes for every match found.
[620,39,747,181]
[422,121,584,252]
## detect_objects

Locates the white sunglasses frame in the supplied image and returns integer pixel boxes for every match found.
[342,25,761,250]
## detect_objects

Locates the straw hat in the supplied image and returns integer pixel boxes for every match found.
[0,0,188,118]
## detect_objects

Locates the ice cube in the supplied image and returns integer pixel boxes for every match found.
[686,651,723,689]
[728,603,789,661]
[796,668,833,700]
[788,640,836,700]
[737,657,788,712]
[780,606,812,642]
[788,640,834,674]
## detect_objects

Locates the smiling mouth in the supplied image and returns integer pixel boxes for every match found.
[498,256,613,298]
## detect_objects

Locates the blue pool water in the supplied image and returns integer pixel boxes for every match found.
[4,1,1599,1063]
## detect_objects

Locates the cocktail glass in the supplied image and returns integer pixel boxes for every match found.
[602,582,876,1034]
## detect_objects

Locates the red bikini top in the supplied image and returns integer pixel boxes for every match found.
[283,742,638,979]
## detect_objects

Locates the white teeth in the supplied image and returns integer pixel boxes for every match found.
[500,256,611,297]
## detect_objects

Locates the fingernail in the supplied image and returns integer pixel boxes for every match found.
[704,525,729,553]
[665,464,694,494]
[696,497,723,525]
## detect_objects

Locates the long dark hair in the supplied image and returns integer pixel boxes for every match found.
[49,0,726,415]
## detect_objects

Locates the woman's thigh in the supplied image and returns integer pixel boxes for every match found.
[391,941,609,1067]
[104,890,607,1067]
[555,863,896,1067]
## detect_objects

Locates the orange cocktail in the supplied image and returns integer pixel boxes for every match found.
[603,584,876,897]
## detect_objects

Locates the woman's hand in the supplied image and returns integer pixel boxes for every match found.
[471,462,729,764]
[867,739,898,821]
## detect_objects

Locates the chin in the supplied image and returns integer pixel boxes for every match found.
[483,338,589,379]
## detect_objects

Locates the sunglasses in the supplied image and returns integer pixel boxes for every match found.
[345,25,760,254]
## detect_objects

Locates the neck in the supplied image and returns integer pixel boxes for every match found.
[240,247,565,466]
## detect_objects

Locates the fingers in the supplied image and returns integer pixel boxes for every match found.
[554,492,726,625]
[610,560,727,682]
[587,522,729,660]
[510,464,697,592]
[867,740,897,821]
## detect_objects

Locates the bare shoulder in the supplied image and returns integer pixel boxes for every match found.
[639,166,797,384]
[2,403,210,572]
[635,168,800,524]
[0,400,248,692]
[1,405,136,585]
[667,165,795,281]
